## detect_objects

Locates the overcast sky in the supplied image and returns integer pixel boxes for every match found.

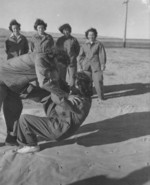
[0,0,149,39]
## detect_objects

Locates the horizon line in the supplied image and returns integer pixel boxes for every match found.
[0,27,149,40]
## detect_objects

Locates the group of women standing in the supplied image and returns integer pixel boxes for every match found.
[5,18,106,101]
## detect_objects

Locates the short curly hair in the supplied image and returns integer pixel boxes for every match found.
[9,19,21,32]
[34,19,47,30]
[85,28,98,39]
[75,72,93,97]
[58,23,72,33]
[46,47,70,67]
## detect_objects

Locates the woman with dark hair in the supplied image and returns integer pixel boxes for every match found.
[5,19,29,59]
[78,27,107,101]
[56,23,80,87]
[29,19,54,53]
[16,71,92,153]
[85,28,98,39]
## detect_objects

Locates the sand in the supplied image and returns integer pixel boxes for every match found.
[0,48,150,185]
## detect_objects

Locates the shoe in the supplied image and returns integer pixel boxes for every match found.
[101,97,105,101]
[17,145,40,154]
[101,94,105,100]
[99,95,105,101]
[97,97,105,104]
[5,134,18,146]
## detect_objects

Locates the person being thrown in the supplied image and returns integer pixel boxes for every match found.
[16,71,92,153]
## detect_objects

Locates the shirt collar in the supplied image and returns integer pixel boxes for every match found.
[35,32,46,38]
[85,39,97,44]
[10,33,21,39]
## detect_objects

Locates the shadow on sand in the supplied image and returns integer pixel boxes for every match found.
[40,111,150,149]
[0,143,4,147]
[92,83,150,99]
[68,166,150,185]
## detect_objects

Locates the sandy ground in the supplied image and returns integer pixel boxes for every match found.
[0,48,150,185]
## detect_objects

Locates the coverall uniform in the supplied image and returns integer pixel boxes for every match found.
[29,33,54,53]
[16,92,91,146]
[78,40,106,100]
[56,35,80,86]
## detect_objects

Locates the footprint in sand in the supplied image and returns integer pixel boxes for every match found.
[119,104,135,114]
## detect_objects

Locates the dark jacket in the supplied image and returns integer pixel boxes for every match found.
[78,40,106,72]
[29,33,54,53]
[0,52,68,98]
[5,34,29,59]
[56,35,80,67]
[15,87,91,144]
[43,93,91,140]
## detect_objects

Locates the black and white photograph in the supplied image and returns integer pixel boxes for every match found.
[0,0,150,184]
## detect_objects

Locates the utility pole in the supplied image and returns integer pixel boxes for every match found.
[123,0,129,48]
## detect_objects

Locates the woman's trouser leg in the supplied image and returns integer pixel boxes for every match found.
[92,70,104,100]
[3,90,23,134]
[17,114,55,146]
[0,84,8,111]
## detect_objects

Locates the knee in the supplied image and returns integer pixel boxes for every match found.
[19,114,30,126]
